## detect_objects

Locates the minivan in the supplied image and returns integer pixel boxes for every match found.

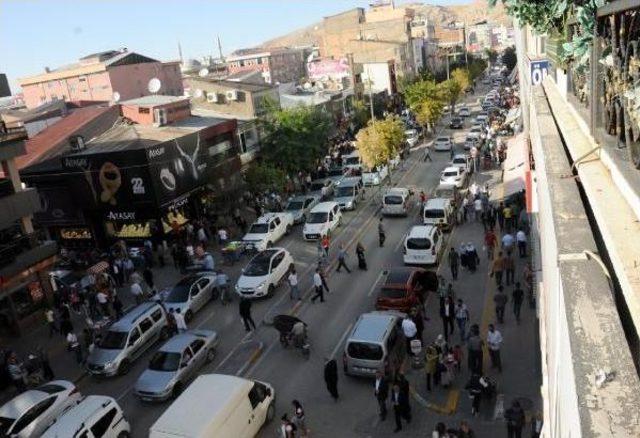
[333,177,364,210]
[42,395,130,438]
[362,164,388,186]
[149,374,275,438]
[302,202,342,240]
[433,183,462,209]
[342,151,362,172]
[423,198,455,231]
[403,225,444,266]
[382,187,412,216]
[343,311,405,377]
[86,302,169,376]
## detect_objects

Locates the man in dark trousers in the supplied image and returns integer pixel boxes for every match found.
[440,296,455,342]
[239,297,256,332]
[505,400,526,438]
[324,358,339,400]
[512,282,524,323]
[494,285,508,324]
[374,370,389,420]
[448,247,460,280]
[467,324,484,374]
[378,218,386,247]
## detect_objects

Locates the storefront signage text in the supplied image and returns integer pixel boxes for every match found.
[106,211,136,221]
[148,146,166,159]
[63,157,89,168]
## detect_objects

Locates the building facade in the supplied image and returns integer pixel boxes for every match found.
[18,49,183,109]
[0,74,10,98]
[226,48,305,85]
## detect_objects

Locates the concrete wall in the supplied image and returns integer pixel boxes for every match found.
[362,62,393,95]
[22,71,111,108]
[108,62,183,101]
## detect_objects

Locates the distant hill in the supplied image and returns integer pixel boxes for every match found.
[261,0,511,48]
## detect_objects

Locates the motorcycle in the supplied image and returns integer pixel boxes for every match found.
[273,315,310,360]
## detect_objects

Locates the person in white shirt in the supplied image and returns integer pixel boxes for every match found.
[311,269,325,303]
[487,324,503,372]
[96,291,109,317]
[130,282,143,304]
[174,309,187,333]
[516,229,527,258]
[501,233,515,251]
[288,268,300,301]
[473,198,483,222]
[217,228,228,246]
[401,317,417,355]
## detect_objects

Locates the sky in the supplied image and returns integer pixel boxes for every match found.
[0,0,470,92]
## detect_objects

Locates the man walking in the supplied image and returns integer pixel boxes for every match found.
[378,218,386,247]
[311,268,326,303]
[490,251,505,287]
[336,244,351,273]
[494,286,508,323]
[505,251,515,286]
[423,145,433,162]
[424,344,439,391]
[484,228,497,260]
[440,296,455,342]
[174,309,187,333]
[217,270,230,305]
[448,247,460,280]
[512,282,524,323]
[374,371,389,420]
[45,307,57,337]
[324,358,339,400]
[239,297,256,331]
[505,400,526,438]
[401,316,418,355]
[487,324,503,372]
[288,267,300,301]
[467,324,484,374]
[455,299,470,342]
[516,229,527,258]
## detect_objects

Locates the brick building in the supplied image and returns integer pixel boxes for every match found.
[226,47,305,85]
[0,74,10,98]
[18,49,183,109]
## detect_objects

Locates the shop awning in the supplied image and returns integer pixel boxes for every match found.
[491,133,530,202]
[504,107,522,126]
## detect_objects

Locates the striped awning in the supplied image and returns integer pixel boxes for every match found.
[87,261,109,274]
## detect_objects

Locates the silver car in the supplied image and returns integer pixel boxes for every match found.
[284,195,321,224]
[134,330,219,401]
[163,273,218,322]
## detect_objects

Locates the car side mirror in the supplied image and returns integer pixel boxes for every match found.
[128,339,136,346]
[181,362,189,368]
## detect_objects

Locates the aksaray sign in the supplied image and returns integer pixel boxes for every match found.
[307,58,350,79]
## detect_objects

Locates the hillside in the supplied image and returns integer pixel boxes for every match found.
[261,0,511,48]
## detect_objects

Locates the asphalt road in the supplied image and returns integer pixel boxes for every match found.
[73,89,484,437]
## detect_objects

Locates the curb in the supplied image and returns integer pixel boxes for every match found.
[236,341,264,376]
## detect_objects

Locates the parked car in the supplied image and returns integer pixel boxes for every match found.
[433,136,453,151]
[450,153,471,172]
[41,395,130,438]
[362,164,388,186]
[135,330,219,401]
[309,178,335,199]
[242,212,293,251]
[405,129,420,147]
[86,302,169,376]
[469,126,483,138]
[375,268,437,313]
[433,183,463,209]
[284,195,321,224]
[381,187,412,216]
[342,151,362,173]
[0,380,81,438]
[333,177,364,210]
[464,136,480,150]
[302,202,342,240]
[423,198,455,231]
[149,375,275,438]
[235,248,293,298]
[458,107,471,117]
[449,117,464,129]
[402,225,444,266]
[440,166,467,188]
[163,273,218,322]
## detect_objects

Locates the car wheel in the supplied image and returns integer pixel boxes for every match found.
[117,432,130,438]
[206,348,216,363]
[267,241,273,248]
[267,284,275,298]
[185,310,193,323]
[265,401,276,424]
[172,382,184,398]
[285,225,291,235]
[160,326,170,341]
[118,360,131,376]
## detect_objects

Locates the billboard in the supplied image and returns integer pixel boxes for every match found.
[307,58,350,80]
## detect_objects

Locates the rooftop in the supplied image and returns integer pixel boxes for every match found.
[188,77,274,93]
[120,95,190,107]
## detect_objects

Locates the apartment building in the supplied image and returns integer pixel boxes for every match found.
[226,47,305,85]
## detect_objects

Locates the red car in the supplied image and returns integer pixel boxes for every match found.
[375,268,438,313]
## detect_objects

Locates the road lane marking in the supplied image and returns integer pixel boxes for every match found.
[236,341,264,376]
[194,309,216,329]
[393,232,406,253]
[243,339,276,377]
[329,322,354,360]
[215,330,253,370]
[367,272,385,297]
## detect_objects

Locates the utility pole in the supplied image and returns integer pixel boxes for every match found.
[446,54,450,80]
[463,23,469,67]
[216,35,224,61]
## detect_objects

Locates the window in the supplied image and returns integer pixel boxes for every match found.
[128,328,141,345]
[150,309,163,322]
[304,199,313,208]
[347,342,383,360]
[138,108,150,114]
[79,77,87,82]
[190,339,205,354]
[269,221,276,231]
[274,217,281,226]
[89,407,117,438]
[248,382,267,409]
[12,397,56,433]
[271,252,285,269]
[138,318,153,334]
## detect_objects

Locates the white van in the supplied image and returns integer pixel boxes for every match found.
[403,225,444,266]
[382,188,411,216]
[302,201,342,240]
[362,164,389,186]
[149,375,275,438]
[422,198,454,231]
[342,151,362,172]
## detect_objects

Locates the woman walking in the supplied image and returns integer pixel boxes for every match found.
[292,400,309,436]
[356,242,367,270]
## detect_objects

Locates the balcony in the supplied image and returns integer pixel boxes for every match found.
[0,125,28,162]
[0,188,42,230]
[0,232,58,281]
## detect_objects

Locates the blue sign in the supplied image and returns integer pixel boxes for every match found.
[530,60,549,86]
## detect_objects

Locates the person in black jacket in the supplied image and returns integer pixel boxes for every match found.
[374,370,389,420]
[505,400,526,438]
[238,298,256,332]
[440,296,455,342]
[324,358,339,400]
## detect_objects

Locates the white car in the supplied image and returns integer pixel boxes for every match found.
[284,195,321,224]
[163,273,218,322]
[440,166,467,188]
[433,136,453,151]
[41,395,130,438]
[342,151,362,173]
[458,107,470,117]
[242,212,293,251]
[362,164,389,186]
[475,115,489,126]
[469,125,483,138]
[303,202,342,240]
[235,248,293,298]
[405,129,420,147]
[450,154,470,171]
[0,380,81,437]
[464,136,479,150]
[403,225,444,266]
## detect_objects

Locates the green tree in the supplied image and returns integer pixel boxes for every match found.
[502,46,517,71]
[484,48,498,63]
[351,99,370,130]
[244,162,287,193]
[438,79,463,117]
[355,115,406,170]
[260,105,332,175]
[468,59,488,81]
[404,79,446,134]
[451,68,471,92]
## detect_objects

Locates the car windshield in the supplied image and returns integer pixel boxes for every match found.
[407,238,431,250]
[307,212,328,224]
[336,186,354,197]
[345,157,360,165]
[248,223,269,234]
[166,283,191,303]
[310,182,325,192]
[347,342,383,360]
[286,201,304,211]
[424,209,444,218]
[36,384,66,394]
[443,171,458,177]
[379,287,406,299]
[99,331,128,350]
[436,138,449,142]
[148,351,181,372]
[328,168,344,176]
[384,195,403,205]
[244,258,270,276]
[0,417,15,435]
[453,158,466,164]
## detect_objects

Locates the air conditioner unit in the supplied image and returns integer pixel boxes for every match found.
[207,92,219,103]
[154,108,168,126]
[69,135,86,151]
[225,90,238,101]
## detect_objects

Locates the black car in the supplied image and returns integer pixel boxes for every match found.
[449,117,464,129]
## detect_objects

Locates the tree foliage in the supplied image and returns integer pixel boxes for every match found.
[244,162,287,193]
[451,68,471,92]
[260,105,332,174]
[484,48,498,63]
[355,116,406,169]
[351,99,370,130]
[468,59,488,81]
[404,79,447,132]
[502,46,518,71]
[438,79,463,116]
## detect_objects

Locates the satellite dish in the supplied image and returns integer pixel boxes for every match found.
[148,78,162,94]
[303,82,312,90]
[112,92,121,102]
[194,89,203,98]
[198,68,209,78]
